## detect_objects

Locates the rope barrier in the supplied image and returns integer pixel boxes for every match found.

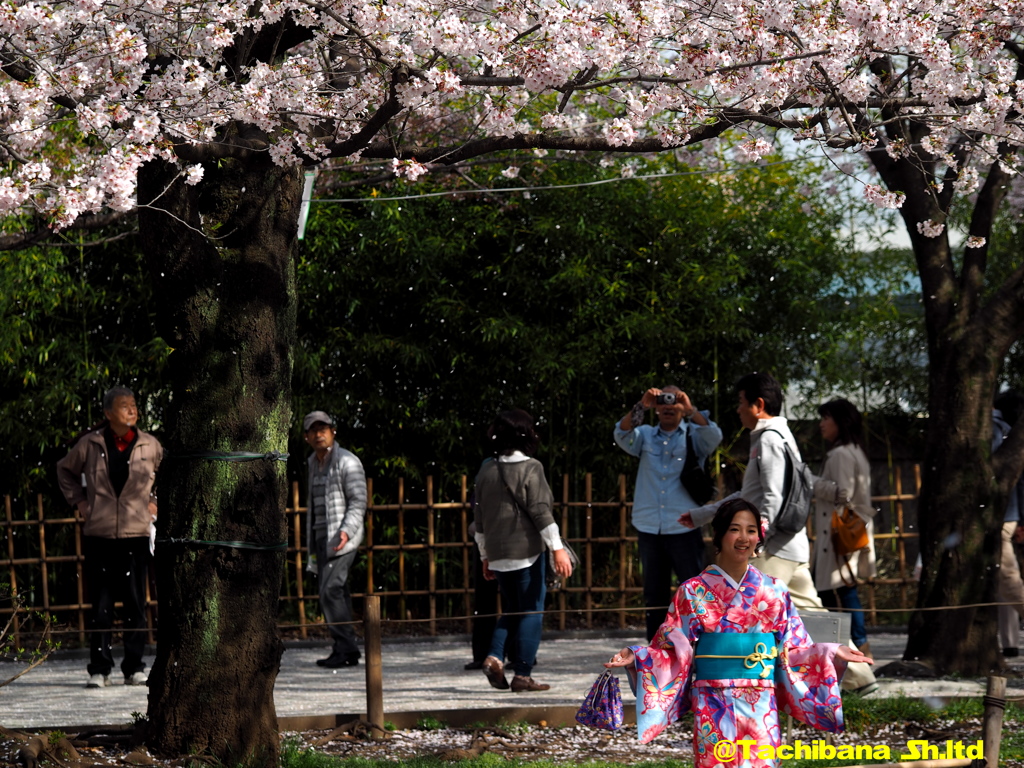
[165,450,289,462]
[983,694,1006,711]
[155,538,288,551]
[21,597,1024,637]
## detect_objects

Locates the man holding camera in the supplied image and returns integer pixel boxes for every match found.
[615,386,722,640]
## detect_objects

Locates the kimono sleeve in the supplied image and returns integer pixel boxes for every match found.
[774,585,847,734]
[625,582,703,744]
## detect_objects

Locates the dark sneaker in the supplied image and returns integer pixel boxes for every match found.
[482,656,509,689]
[510,675,550,692]
[319,653,360,668]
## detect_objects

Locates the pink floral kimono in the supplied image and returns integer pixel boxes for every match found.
[625,564,848,767]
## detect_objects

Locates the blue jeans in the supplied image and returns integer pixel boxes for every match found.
[637,530,705,641]
[488,555,546,677]
[819,585,867,647]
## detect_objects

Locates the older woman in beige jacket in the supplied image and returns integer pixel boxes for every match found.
[812,398,877,655]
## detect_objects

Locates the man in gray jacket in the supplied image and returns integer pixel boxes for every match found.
[57,386,162,688]
[304,410,367,668]
[732,372,819,603]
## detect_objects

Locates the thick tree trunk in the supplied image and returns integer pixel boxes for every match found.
[136,157,302,764]
[903,333,1006,674]
[864,146,1024,675]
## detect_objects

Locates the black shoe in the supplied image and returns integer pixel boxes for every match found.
[1004,647,1019,658]
[318,652,360,668]
[464,660,484,670]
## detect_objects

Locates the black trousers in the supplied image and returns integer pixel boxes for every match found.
[470,545,499,663]
[637,529,706,641]
[83,536,150,677]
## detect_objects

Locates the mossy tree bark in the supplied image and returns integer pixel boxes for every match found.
[136,156,302,765]
[869,143,1024,673]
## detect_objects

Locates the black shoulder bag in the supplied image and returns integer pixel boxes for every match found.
[680,426,715,505]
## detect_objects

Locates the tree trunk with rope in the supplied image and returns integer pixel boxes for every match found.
[137,157,301,765]
[872,148,1024,674]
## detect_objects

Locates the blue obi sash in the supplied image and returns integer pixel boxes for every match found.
[693,632,779,680]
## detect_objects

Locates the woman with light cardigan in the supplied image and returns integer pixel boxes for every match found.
[812,398,878,656]
[473,409,573,693]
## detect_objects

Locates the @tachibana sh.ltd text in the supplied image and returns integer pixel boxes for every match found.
[710,738,985,762]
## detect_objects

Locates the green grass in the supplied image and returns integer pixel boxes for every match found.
[840,692,1024,731]
[280,697,1023,768]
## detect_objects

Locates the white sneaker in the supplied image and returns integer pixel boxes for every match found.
[125,671,149,686]
[86,673,111,688]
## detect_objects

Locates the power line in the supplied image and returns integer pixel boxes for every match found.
[310,157,808,204]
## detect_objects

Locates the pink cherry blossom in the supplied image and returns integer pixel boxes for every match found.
[0,0,1017,227]
[917,220,946,238]
[863,184,906,209]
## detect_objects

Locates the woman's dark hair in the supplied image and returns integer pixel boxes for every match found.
[995,390,1024,429]
[817,398,864,448]
[711,498,764,553]
[487,409,540,457]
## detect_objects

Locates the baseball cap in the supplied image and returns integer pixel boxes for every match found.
[303,410,334,432]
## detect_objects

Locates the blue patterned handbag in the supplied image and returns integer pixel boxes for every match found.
[575,669,624,730]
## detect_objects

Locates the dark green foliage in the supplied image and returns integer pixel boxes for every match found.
[294,158,855,493]
[0,236,171,499]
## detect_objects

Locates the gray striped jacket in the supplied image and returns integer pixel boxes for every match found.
[306,446,366,570]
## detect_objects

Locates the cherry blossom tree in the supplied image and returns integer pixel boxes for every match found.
[2,0,1024,759]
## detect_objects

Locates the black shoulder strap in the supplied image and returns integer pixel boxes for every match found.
[760,428,794,502]
[494,459,531,515]
[684,424,697,471]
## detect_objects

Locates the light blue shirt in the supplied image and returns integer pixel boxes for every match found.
[614,412,723,535]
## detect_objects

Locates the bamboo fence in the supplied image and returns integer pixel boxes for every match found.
[2,466,921,648]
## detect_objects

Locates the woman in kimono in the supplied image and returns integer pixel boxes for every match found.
[605,499,871,766]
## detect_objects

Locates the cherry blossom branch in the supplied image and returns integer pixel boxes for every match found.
[174,136,269,162]
[508,23,543,46]
[354,117,735,164]
[0,49,79,111]
[0,138,31,165]
[136,202,239,241]
[294,0,386,62]
[0,210,134,251]
[324,65,413,157]
[960,153,1011,316]
[459,49,834,91]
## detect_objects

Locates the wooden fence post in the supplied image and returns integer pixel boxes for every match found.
[426,475,436,637]
[4,495,19,650]
[982,675,1005,768]
[364,595,385,738]
[292,481,308,640]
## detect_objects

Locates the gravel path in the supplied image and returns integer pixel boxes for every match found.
[2,630,1018,731]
